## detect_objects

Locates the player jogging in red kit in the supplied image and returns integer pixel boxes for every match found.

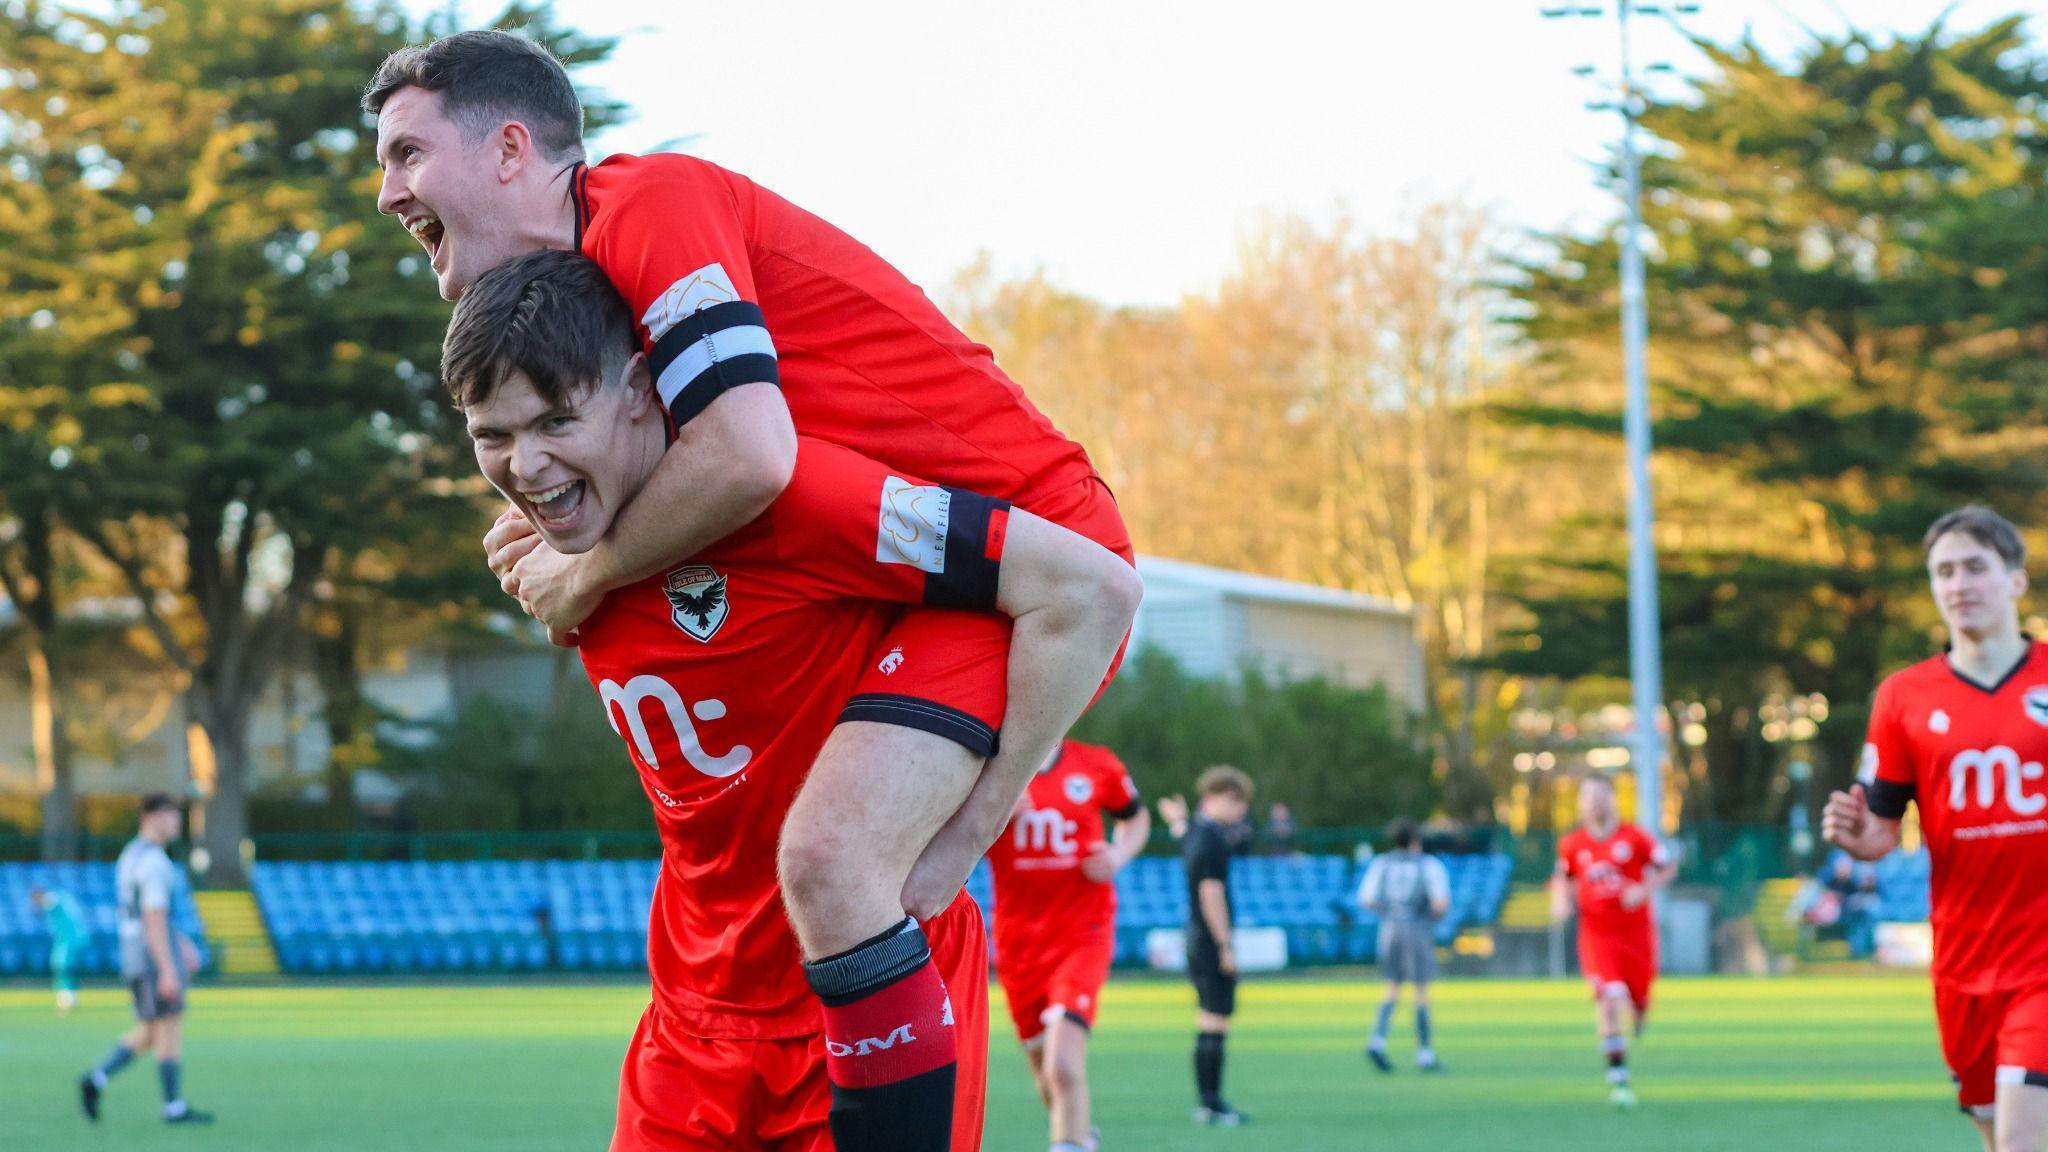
[1827,506,2048,1152]
[986,740,1149,1152]
[1553,774,1673,1109]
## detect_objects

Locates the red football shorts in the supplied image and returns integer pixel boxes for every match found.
[1937,981,2048,1112]
[996,926,1116,1044]
[611,891,991,1151]
[841,476,1132,757]
[1579,923,1657,1013]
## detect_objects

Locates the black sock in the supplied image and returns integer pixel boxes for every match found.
[1194,1031,1226,1107]
[89,1044,135,1086]
[1603,1033,1628,1081]
[158,1058,182,1106]
[1372,1000,1395,1046]
[804,919,956,1152]
[1416,1005,1433,1050]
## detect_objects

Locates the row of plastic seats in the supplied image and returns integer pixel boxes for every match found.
[248,852,1511,974]
[0,862,209,974]
[1872,849,1931,921]
[276,933,549,973]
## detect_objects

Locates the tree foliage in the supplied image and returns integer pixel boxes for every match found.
[0,0,618,873]
[1504,17,2048,818]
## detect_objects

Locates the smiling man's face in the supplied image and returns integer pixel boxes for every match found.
[464,365,660,556]
[374,86,536,300]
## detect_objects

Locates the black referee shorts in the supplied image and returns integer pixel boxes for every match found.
[1187,945,1237,1017]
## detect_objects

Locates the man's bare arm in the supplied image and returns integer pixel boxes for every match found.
[1198,879,1236,973]
[1110,806,1151,866]
[898,512,1141,916]
[1823,784,1905,862]
[580,384,796,590]
[494,385,797,634]
[1549,861,1575,922]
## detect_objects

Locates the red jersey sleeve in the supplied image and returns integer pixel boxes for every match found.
[1557,831,1581,878]
[580,160,780,428]
[1631,825,1671,871]
[1096,751,1142,820]
[769,438,1012,610]
[1861,675,1918,820]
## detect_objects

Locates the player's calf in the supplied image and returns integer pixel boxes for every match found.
[786,723,983,1152]
[778,722,981,960]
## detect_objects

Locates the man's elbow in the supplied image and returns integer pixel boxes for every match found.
[731,426,795,514]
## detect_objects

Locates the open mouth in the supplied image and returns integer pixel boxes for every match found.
[527,479,586,529]
[407,214,446,265]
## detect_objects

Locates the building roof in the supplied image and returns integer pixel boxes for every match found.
[1136,555,1411,618]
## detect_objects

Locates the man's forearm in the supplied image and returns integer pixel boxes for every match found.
[143,909,175,973]
[1111,809,1150,865]
[926,537,1140,855]
[580,386,795,593]
[1844,823,1903,862]
[1199,885,1233,945]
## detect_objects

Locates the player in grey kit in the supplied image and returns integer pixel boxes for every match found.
[79,793,212,1125]
[1358,818,1450,1073]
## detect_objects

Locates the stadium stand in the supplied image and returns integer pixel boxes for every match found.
[2,851,1514,976]
[1873,848,1931,922]
[0,860,210,976]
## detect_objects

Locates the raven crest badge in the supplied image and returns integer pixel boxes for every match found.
[663,565,730,643]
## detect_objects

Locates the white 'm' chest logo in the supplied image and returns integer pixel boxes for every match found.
[598,674,753,779]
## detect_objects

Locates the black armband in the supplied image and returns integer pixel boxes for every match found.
[922,489,1010,610]
[648,300,781,428]
[1866,778,1914,820]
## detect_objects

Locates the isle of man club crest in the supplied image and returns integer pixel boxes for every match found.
[663,565,730,643]
[1064,775,1095,805]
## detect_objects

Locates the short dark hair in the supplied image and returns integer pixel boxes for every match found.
[1925,505,2027,570]
[364,30,585,162]
[1197,765,1254,801]
[442,250,637,409]
[1388,818,1420,850]
[139,792,179,817]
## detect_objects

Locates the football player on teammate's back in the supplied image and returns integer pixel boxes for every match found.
[1160,766,1255,1127]
[365,37,1134,1150]
[442,250,1139,1152]
[1552,774,1672,1109]
[985,739,1150,1152]
[1357,819,1450,1073]
[1824,505,2048,1152]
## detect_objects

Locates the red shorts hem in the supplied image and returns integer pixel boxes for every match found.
[842,477,1131,754]
[1939,981,2048,1109]
[996,928,1115,1042]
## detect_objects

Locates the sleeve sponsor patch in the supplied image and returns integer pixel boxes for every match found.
[876,476,952,574]
[642,262,742,341]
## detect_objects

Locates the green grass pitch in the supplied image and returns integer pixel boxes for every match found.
[0,974,1960,1150]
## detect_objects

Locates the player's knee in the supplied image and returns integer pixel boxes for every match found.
[1045,1048,1086,1099]
[776,826,857,915]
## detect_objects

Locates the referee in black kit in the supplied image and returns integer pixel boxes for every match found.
[1159,765,1255,1127]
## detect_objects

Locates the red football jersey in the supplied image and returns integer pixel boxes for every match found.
[574,438,1008,1039]
[1863,642,2048,993]
[986,741,1141,952]
[1558,823,1667,936]
[573,153,1100,503]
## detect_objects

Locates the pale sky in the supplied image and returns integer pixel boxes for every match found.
[420,0,2042,306]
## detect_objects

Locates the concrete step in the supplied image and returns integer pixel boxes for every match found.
[193,890,279,977]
